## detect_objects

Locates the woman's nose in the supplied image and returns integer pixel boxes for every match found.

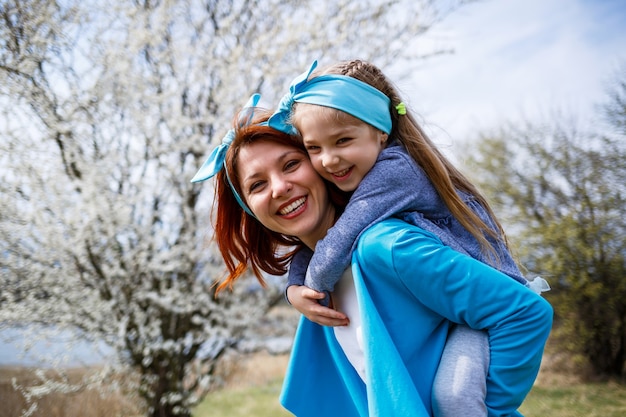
[271,177,293,199]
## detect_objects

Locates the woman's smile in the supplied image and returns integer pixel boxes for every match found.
[278,196,307,217]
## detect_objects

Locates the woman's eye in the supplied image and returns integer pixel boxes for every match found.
[248,181,264,193]
[284,159,301,171]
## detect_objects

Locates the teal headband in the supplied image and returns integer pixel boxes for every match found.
[191,94,263,217]
[269,60,392,135]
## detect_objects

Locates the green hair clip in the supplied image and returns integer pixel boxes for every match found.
[395,102,407,115]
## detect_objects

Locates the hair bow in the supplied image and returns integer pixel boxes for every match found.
[268,60,392,135]
[268,60,319,134]
[191,93,261,216]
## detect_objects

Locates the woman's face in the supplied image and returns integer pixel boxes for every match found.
[237,140,335,249]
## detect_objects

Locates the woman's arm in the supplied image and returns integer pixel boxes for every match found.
[358,219,553,416]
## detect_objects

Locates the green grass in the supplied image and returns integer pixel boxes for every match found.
[193,378,292,417]
[194,379,626,417]
[519,382,626,417]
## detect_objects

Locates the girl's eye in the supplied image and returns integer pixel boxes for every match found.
[337,137,351,144]
[305,145,320,153]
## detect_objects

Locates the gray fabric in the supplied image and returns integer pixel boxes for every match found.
[433,324,490,417]
[287,141,528,298]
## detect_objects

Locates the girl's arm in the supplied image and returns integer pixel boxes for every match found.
[304,144,436,297]
[286,246,313,288]
[286,285,349,327]
[287,247,349,326]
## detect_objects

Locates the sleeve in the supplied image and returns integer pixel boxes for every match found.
[286,246,313,288]
[304,145,438,294]
[360,220,553,416]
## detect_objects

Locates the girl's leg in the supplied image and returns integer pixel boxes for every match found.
[432,324,490,417]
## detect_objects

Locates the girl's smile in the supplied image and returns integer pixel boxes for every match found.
[329,166,354,182]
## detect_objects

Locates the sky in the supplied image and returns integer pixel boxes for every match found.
[390,0,626,145]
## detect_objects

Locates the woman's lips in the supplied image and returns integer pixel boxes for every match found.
[279,196,306,216]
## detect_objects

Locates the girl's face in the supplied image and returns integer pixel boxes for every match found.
[295,105,388,192]
[237,140,335,249]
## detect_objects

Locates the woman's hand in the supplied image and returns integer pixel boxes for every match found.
[287,285,350,327]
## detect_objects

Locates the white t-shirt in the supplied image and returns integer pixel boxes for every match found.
[332,267,366,382]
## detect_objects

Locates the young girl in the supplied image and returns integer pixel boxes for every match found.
[268,60,549,416]
[269,60,538,298]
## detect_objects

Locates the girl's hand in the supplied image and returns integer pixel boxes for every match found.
[286,285,350,327]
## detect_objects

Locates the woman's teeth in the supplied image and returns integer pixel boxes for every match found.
[280,197,306,215]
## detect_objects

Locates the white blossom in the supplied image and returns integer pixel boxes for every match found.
[0,0,464,415]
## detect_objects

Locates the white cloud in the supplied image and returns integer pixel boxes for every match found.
[392,0,626,143]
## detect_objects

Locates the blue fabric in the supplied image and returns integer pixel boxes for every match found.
[280,218,553,417]
[280,317,367,416]
[268,60,392,135]
[191,93,263,216]
[287,141,528,304]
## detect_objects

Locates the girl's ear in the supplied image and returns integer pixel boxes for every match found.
[380,131,389,144]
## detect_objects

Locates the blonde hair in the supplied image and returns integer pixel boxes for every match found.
[295,59,510,265]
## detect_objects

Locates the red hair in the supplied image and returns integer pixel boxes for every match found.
[212,114,347,294]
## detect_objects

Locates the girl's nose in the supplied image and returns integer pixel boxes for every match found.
[321,151,340,169]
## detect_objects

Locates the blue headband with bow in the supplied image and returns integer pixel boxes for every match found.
[191,94,262,217]
[268,60,392,135]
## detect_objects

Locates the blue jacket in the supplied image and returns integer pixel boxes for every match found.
[287,142,528,304]
[281,218,553,417]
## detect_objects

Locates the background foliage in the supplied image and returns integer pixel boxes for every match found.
[465,65,626,378]
[0,0,470,415]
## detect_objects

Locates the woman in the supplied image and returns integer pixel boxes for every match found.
[191,98,553,417]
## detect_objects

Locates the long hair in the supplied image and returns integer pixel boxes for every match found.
[212,111,348,294]
[309,59,511,265]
